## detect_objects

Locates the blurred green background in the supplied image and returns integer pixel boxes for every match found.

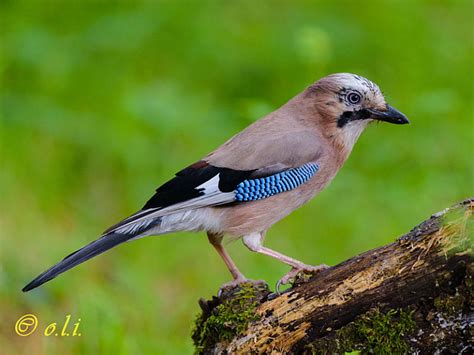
[1,0,472,353]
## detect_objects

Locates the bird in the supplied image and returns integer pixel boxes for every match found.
[22,73,409,293]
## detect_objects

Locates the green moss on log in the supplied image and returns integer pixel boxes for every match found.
[343,308,416,354]
[308,308,416,354]
[191,282,268,353]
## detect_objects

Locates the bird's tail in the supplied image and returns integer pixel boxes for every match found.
[22,232,133,292]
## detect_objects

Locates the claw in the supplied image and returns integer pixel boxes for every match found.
[275,264,329,294]
[275,279,284,295]
[218,279,246,297]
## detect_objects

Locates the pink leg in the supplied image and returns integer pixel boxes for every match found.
[242,232,329,291]
[207,232,248,286]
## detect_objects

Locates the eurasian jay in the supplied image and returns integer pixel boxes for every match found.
[23,73,409,292]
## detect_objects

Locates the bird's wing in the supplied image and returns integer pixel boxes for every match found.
[104,130,324,235]
[104,162,320,235]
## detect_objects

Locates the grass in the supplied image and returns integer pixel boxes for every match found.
[1,0,472,354]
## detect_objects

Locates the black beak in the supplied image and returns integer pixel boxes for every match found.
[367,105,409,125]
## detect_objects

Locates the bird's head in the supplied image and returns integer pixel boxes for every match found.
[305,73,409,149]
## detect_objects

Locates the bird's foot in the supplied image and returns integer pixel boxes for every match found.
[218,278,267,298]
[276,264,329,294]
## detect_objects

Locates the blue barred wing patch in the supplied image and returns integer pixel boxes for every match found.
[234,163,319,202]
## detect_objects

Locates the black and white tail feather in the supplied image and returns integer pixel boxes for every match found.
[22,233,132,292]
[22,161,259,292]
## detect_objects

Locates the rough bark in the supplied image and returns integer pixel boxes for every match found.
[192,198,473,354]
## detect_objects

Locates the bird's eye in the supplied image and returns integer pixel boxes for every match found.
[347,92,361,105]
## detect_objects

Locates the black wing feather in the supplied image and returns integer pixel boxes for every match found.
[142,161,254,209]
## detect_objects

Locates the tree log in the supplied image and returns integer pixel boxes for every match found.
[192,198,473,354]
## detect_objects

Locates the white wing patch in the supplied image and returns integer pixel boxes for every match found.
[149,173,234,215]
[196,174,221,192]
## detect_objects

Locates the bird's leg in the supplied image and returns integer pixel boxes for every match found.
[207,232,249,290]
[242,232,329,292]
